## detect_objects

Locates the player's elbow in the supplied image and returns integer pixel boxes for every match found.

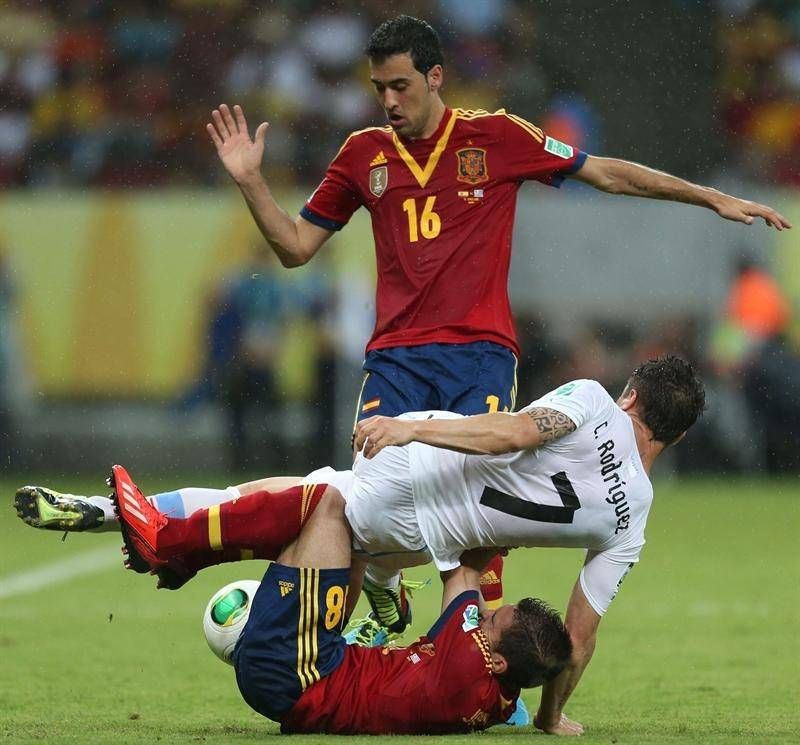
[279,254,308,268]
[507,414,546,452]
[277,248,314,268]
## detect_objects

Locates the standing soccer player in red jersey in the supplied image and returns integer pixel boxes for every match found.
[206,16,791,628]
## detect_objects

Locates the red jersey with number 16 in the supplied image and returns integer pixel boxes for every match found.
[302,108,586,356]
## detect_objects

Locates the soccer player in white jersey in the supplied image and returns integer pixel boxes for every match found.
[14,356,704,735]
[344,355,704,733]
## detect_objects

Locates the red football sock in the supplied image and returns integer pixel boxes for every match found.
[162,546,275,584]
[480,554,505,608]
[154,483,327,560]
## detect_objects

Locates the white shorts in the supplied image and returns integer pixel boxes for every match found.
[303,446,432,571]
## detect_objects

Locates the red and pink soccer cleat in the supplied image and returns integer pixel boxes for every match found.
[108,464,167,575]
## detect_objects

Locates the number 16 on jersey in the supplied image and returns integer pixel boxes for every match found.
[402,196,441,242]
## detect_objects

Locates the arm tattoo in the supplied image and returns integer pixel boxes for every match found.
[525,407,577,444]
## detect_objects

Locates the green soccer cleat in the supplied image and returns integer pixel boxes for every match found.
[345,577,431,646]
[344,613,393,647]
[14,486,105,532]
[361,576,431,634]
[362,577,412,634]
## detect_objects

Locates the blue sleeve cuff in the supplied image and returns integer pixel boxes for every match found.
[300,205,345,231]
[551,150,588,188]
[427,590,480,639]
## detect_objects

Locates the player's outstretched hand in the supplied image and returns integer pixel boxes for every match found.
[355,416,415,459]
[534,712,584,736]
[207,104,269,184]
[712,193,792,230]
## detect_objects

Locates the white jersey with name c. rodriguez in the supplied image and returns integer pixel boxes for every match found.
[408,379,654,615]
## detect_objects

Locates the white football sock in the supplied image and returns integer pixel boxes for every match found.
[364,565,401,590]
[81,486,241,532]
[150,486,241,519]
[85,495,118,532]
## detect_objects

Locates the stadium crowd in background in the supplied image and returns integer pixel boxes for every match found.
[1,0,798,187]
[1,0,536,187]
[0,1,796,477]
[717,0,800,186]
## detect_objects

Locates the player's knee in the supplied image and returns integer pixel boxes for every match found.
[317,486,346,518]
[298,484,347,535]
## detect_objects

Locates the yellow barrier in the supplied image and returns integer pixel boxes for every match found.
[0,190,374,397]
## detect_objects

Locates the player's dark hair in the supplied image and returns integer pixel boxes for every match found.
[366,15,444,75]
[495,598,572,689]
[623,355,706,445]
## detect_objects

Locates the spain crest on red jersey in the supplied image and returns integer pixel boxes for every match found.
[456,148,488,184]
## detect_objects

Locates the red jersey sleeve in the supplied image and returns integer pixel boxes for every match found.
[301,136,364,231]
[500,112,587,187]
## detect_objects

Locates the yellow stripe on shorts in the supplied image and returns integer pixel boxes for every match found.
[308,569,321,684]
[297,568,321,689]
[297,568,309,687]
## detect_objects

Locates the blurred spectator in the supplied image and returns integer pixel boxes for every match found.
[710,256,791,375]
[186,245,336,471]
[717,1,800,184]
[190,245,286,471]
[726,256,791,338]
[741,335,800,472]
[727,259,798,472]
[708,256,798,472]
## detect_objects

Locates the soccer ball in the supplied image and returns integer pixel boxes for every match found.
[203,579,261,665]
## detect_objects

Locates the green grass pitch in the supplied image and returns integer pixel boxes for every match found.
[1,475,798,744]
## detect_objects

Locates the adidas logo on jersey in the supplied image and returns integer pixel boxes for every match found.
[479,570,500,585]
[369,151,388,166]
[278,580,295,597]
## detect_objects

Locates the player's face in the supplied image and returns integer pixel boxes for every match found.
[369,53,441,139]
[479,603,516,649]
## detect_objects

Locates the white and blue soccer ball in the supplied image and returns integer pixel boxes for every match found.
[203,579,261,665]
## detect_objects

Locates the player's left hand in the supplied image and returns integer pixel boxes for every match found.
[712,194,792,230]
[355,416,415,459]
